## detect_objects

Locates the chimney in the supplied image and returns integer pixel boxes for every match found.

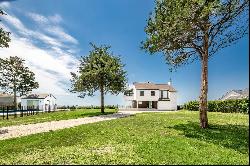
[167,78,172,85]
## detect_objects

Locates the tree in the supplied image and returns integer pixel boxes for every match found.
[0,9,11,48]
[0,56,39,109]
[142,0,249,128]
[70,43,127,113]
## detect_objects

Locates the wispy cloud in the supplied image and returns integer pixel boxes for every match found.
[46,26,78,44]
[27,12,48,24]
[49,14,62,24]
[26,12,78,44]
[0,5,79,96]
[0,1,10,9]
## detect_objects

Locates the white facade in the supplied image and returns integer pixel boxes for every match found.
[21,94,56,111]
[158,92,177,110]
[124,82,177,111]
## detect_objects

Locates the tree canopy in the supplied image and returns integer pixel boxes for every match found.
[0,9,11,48]
[142,0,249,70]
[0,56,39,108]
[70,43,127,113]
[142,0,249,128]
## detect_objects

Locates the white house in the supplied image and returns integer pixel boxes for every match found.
[219,88,249,100]
[21,94,57,111]
[123,82,177,110]
[0,93,21,106]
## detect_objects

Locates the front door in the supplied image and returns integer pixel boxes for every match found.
[149,101,152,108]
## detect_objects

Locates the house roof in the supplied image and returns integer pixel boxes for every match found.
[0,94,14,106]
[133,82,177,92]
[219,88,249,100]
[0,93,11,97]
[22,93,56,99]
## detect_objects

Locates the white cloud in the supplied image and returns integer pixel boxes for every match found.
[49,14,62,24]
[0,10,124,106]
[47,26,78,44]
[27,12,48,24]
[0,11,79,96]
[0,36,77,95]
[25,12,78,44]
[0,2,10,9]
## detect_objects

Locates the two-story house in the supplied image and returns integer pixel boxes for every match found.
[124,82,177,110]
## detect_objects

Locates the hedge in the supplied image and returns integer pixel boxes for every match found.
[183,99,249,114]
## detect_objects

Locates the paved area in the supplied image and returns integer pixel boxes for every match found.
[0,109,175,140]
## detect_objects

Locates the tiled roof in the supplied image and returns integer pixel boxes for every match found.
[0,95,14,106]
[22,93,50,99]
[133,82,177,92]
[219,88,249,100]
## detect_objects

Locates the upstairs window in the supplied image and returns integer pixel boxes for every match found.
[140,91,144,96]
[151,91,155,96]
[160,90,169,99]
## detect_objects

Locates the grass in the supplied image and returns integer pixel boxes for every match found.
[0,109,117,128]
[0,110,248,165]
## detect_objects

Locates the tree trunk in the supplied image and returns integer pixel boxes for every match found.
[100,85,105,113]
[13,77,17,110]
[13,89,17,109]
[199,31,209,129]
[13,82,18,118]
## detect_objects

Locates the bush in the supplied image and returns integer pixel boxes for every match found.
[184,99,249,114]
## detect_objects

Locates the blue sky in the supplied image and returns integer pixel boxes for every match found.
[0,0,249,106]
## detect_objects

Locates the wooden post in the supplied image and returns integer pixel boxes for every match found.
[2,106,4,120]
[20,106,23,117]
[6,106,9,120]
[14,106,17,118]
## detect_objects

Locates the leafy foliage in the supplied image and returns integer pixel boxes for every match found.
[142,0,249,69]
[0,56,39,96]
[70,43,127,112]
[0,9,11,48]
[142,0,249,128]
[184,99,249,113]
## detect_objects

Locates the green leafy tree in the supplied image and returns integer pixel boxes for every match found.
[70,43,127,113]
[142,0,249,128]
[0,9,11,48]
[0,56,39,109]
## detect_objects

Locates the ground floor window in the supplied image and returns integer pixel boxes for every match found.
[27,100,39,107]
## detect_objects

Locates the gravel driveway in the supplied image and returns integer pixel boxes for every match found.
[0,112,137,140]
[0,110,173,140]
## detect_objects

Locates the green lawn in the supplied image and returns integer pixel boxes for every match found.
[0,110,248,165]
[0,109,117,128]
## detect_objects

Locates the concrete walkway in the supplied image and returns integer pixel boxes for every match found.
[0,110,173,140]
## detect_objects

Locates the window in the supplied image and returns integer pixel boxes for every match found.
[140,91,144,96]
[151,91,155,96]
[160,90,169,99]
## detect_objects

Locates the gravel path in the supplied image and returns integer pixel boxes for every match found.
[0,110,173,140]
[0,112,137,140]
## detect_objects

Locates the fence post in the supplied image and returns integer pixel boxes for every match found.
[14,106,17,118]
[6,106,9,120]
[20,106,23,117]
[2,106,4,120]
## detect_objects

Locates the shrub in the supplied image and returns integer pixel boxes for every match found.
[184,99,249,114]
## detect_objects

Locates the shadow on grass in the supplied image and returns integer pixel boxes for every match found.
[170,122,249,154]
[79,111,115,117]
